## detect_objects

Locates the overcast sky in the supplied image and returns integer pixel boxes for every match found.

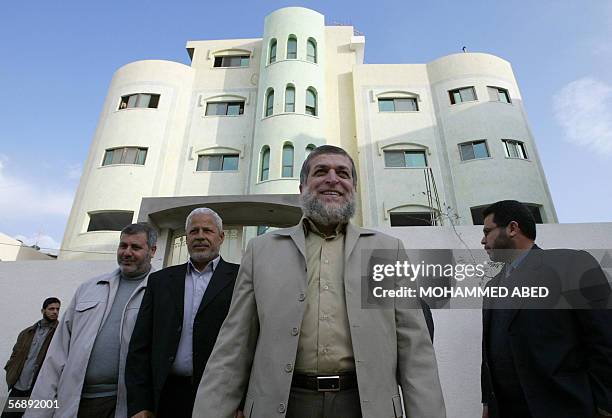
[1,0,611,253]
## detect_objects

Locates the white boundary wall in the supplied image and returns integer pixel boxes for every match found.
[1,223,611,417]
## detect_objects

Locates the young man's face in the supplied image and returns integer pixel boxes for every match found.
[42,303,60,322]
[481,213,514,261]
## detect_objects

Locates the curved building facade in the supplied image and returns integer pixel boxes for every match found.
[60,6,557,263]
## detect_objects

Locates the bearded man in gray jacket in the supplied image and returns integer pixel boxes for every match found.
[25,223,157,418]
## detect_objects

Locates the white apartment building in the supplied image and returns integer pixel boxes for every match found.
[60,6,556,265]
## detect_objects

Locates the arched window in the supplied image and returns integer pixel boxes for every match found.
[287,35,297,59]
[307,38,317,63]
[285,85,295,112]
[269,39,277,64]
[265,89,274,117]
[282,143,294,177]
[260,146,270,181]
[305,144,316,157]
[305,88,317,116]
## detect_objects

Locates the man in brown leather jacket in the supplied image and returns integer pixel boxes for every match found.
[2,297,60,417]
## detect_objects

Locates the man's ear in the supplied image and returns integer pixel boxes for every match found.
[507,220,520,237]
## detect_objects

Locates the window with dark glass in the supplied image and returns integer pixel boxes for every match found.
[205,101,245,116]
[287,36,297,59]
[378,97,419,112]
[102,147,147,166]
[87,211,134,232]
[196,154,239,171]
[305,144,316,157]
[503,140,527,159]
[307,38,317,63]
[384,150,427,168]
[459,140,489,161]
[213,55,250,68]
[265,89,274,117]
[269,39,277,64]
[305,88,317,116]
[257,225,270,236]
[260,147,270,181]
[282,144,294,177]
[449,87,477,104]
[390,212,436,226]
[285,86,295,112]
[488,86,511,103]
[119,93,160,109]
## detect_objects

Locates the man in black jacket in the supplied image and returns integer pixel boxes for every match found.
[126,208,239,418]
[480,200,612,418]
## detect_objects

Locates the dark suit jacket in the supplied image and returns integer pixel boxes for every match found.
[481,246,612,418]
[125,258,239,415]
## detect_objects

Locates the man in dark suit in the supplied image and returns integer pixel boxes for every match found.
[125,208,239,418]
[480,200,612,418]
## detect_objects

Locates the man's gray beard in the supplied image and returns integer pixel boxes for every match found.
[301,191,355,226]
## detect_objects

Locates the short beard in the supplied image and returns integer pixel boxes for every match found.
[301,189,355,226]
[190,249,218,266]
[490,230,516,262]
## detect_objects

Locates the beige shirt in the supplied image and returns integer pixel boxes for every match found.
[294,218,356,374]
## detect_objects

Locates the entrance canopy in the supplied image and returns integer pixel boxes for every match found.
[138,194,302,231]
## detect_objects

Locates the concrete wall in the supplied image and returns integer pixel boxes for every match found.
[2,223,611,416]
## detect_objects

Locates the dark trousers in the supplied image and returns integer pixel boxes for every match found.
[77,396,116,418]
[2,388,32,418]
[157,375,196,418]
[286,387,362,418]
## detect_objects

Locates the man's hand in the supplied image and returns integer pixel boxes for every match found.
[482,405,488,418]
[131,411,155,418]
[234,410,245,418]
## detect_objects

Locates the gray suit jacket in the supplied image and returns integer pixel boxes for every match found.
[193,221,446,418]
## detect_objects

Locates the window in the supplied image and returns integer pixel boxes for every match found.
[449,87,477,104]
[488,86,511,103]
[87,211,133,232]
[213,55,250,68]
[257,225,269,236]
[503,140,527,159]
[390,212,436,226]
[285,85,295,112]
[384,150,427,168]
[305,144,316,157]
[287,36,297,59]
[305,88,317,116]
[205,101,245,116]
[471,204,542,225]
[265,89,274,117]
[102,147,147,166]
[196,154,239,171]
[260,147,270,181]
[269,39,277,64]
[282,144,294,177]
[378,98,419,112]
[307,38,317,63]
[459,140,489,161]
[119,93,160,109]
